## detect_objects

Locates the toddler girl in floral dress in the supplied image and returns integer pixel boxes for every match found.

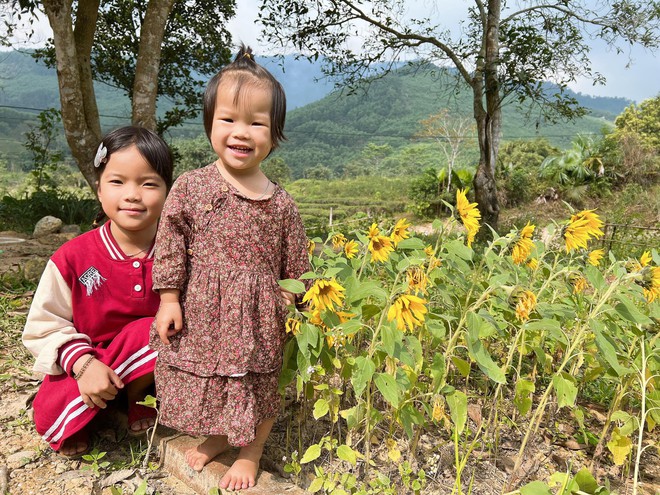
[152,45,309,491]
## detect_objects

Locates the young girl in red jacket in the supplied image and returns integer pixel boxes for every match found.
[23,126,173,457]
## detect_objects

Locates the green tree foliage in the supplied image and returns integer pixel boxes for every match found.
[259,0,660,229]
[262,157,292,184]
[7,0,234,189]
[496,138,558,206]
[23,108,63,191]
[613,96,660,151]
[171,135,216,177]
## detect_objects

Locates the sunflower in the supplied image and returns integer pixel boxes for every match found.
[570,274,588,294]
[387,293,428,332]
[302,278,346,312]
[587,249,605,266]
[512,222,535,265]
[455,188,481,247]
[640,251,652,267]
[424,245,435,258]
[640,266,660,303]
[368,223,380,239]
[406,265,429,294]
[285,317,301,336]
[307,239,316,256]
[562,210,604,253]
[331,233,347,250]
[344,239,359,259]
[369,235,394,263]
[390,218,411,246]
[509,288,536,322]
[527,258,539,270]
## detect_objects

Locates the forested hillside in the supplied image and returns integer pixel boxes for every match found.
[0,49,633,177]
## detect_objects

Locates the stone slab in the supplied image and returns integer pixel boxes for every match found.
[155,428,306,495]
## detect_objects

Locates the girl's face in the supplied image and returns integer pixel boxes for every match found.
[96,144,167,235]
[210,81,273,174]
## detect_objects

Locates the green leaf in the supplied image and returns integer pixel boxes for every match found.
[396,237,426,250]
[278,278,306,294]
[374,373,401,408]
[308,477,325,493]
[136,395,157,408]
[574,467,599,493]
[351,356,375,397]
[313,398,330,420]
[553,373,578,409]
[466,313,506,384]
[336,445,358,466]
[614,295,653,325]
[300,444,322,464]
[445,390,467,434]
[349,281,388,304]
[134,481,148,495]
[590,320,631,377]
[514,379,535,416]
[429,353,446,393]
[584,265,606,291]
[519,480,553,495]
[452,357,471,378]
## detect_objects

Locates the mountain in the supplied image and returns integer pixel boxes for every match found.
[0,50,634,175]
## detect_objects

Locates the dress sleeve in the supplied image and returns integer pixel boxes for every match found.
[280,199,311,283]
[153,174,191,291]
[22,260,93,375]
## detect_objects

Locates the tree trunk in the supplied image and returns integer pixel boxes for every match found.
[42,0,101,190]
[132,0,176,130]
[472,0,501,231]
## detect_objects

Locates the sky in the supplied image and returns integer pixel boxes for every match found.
[7,1,659,103]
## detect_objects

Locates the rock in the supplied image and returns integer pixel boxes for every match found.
[33,216,63,238]
[6,450,36,468]
[22,258,48,282]
[60,224,81,235]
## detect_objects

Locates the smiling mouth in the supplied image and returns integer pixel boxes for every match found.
[229,145,253,153]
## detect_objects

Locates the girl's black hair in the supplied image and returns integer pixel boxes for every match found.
[203,44,286,150]
[93,126,173,227]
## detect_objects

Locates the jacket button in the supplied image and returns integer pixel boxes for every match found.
[187,249,193,255]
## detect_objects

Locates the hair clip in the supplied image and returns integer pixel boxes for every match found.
[242,52,252,60]
[94,143,108,168]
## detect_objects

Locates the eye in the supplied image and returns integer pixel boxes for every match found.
[220,118,233,123]
[109,179,123,185]
[144,181,160,188]
[252,121,267,127]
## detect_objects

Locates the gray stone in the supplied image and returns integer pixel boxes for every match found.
[33,216,63,238]
[60,224,81,235]
[6,450,36,468]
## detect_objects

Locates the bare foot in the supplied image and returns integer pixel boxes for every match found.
[128,416,155,434]
[186,435,229,472]
[59,429,89,458]
[219,443,263,491]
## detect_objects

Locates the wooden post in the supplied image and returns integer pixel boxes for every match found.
[329,207,333,227]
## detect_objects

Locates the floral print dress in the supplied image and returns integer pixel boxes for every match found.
[150,163,309,446]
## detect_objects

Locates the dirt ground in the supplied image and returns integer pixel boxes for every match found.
[1,231,659,495]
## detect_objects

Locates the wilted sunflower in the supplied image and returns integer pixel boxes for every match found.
[369,235,394,263]
[640,266,660,303]
[302,278,346,312]
[285,317,301,336]
[387,293,428,332]
[570,274,588,294]
[344,239,359,259]
[331,233,347,250]
[527,258,539,270]
[406,265,429,294]
[509,288,536,322]
[390,218,411,246]
[562,209,604,253]
[307,239,316,256]
[424,245,434,258]
[512,222,535,265]
[455,188,481,247]
[640,251,652,267]
[368,223,380,239]
[587,249,605,266]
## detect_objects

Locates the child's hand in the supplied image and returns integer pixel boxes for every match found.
[155,301,183,345]
[74,356,124,409]
[280,288,296,307]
